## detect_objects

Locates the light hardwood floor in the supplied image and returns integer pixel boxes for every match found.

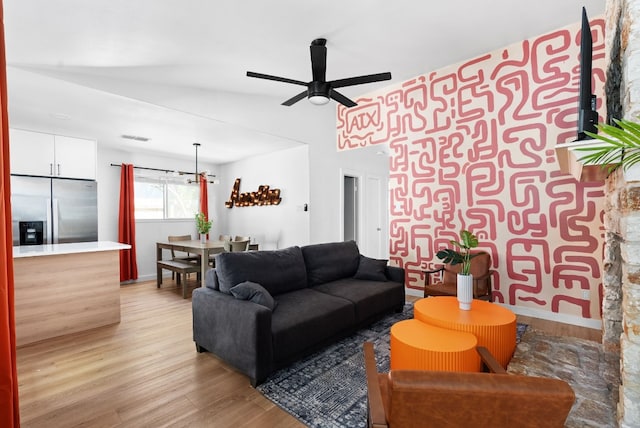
[17,280,601,427]
[17,279,304,428]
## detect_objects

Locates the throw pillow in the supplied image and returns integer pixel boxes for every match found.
[229,281,278,311]
[354,255,388,281]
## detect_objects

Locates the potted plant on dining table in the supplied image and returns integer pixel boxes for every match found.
[436,230,483,310]
[195,212,212,243]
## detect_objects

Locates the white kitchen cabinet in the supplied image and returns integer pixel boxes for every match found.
[53,135,97,179]
[9,128,97,180]
[9,129,55,177]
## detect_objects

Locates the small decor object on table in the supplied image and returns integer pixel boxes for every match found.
[195,212,212,243]
[436,230,483,310]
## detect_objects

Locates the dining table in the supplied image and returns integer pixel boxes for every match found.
[156,239,226,287]
[156,239,261,288]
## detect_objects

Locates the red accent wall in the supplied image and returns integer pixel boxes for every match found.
[337,18,606,321]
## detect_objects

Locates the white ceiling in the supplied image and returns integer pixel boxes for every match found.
[3,0,606,164]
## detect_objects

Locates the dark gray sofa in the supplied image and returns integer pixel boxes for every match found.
[192,240,405,386]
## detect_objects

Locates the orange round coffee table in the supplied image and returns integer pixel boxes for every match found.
[414,296,517,368]
[390,319,480,372]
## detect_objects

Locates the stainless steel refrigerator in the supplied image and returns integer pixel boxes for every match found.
[11,175,98,246]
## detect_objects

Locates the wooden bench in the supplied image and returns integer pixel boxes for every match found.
[157,260,201,298]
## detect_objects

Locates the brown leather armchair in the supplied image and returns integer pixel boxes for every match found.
[364,342,575,428]
[423,252,493,300]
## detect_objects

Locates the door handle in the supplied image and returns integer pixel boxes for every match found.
[57,164,61,176]
[52,199,59,243]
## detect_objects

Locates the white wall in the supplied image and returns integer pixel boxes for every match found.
[308,135,390,249]
[215,145,310,249]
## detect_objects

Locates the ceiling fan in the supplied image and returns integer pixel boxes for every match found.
[246,38,392,108]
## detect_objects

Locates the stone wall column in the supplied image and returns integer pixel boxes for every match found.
[603,0,640,428]
[607,0,640,425]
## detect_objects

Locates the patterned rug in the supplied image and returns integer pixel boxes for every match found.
[257,303,527,428]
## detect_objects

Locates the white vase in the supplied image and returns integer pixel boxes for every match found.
[200,233,207,244]
[457,274,473,310]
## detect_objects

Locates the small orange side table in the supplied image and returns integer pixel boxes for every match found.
[414,296,517,368]
[390,319,480,372]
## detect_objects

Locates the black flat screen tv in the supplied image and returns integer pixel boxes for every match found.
[576,6,598,141]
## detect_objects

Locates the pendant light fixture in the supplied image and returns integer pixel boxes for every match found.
[186,142,218,184]
[193,142,200,183]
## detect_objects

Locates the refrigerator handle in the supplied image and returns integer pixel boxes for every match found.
[52,198,59,244]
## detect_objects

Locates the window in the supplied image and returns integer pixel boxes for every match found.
[134,176,199,220]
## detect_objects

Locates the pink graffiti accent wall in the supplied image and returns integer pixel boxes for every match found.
[337,18,606,321]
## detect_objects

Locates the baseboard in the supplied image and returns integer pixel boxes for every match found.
[502,303,602,330]
[405,288,423,298]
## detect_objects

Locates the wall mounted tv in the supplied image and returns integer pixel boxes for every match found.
[576,6,598,141]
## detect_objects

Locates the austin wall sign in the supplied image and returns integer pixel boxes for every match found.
[225,178,282,208]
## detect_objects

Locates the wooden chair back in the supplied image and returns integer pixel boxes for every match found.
[230,240,249,252]
[423,252,493,300]
[168,235,194,260]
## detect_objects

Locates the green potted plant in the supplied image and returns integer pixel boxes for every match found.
[576,118,640,174]
[436,230,482,310]
[195,212,212,243]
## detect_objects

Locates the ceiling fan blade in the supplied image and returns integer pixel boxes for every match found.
[310,38,327,82]
[282,90,308,106]
[329,72,392,89]
[246,71,307,87]
[329,89,357,108]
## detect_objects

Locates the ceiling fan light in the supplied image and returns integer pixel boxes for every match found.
[308,95,330,105]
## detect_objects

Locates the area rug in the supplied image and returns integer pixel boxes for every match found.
[257,304,527,428]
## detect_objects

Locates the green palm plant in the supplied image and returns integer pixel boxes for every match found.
[436,230,482,276]
[195,212,212,235]
[576,118,640,173]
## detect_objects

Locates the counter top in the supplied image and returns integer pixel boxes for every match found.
[13,241,131,258]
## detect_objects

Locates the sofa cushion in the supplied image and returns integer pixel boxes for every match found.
[301,240,361,287]
[313,278,405,323]
[215,246,308,295]
[229,281,278,311]
[271,288,355,361]
[354,255,388,281]
[205,268,220,290]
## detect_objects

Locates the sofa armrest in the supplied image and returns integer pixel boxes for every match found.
[192,287,273,386]
[384,265,405,284]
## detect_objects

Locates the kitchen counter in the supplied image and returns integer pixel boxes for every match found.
[13,240,130,258]
[13,240,129,346]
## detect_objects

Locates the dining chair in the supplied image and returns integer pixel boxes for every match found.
[234,235,250,242]
[204,235,231,267]
[229,239,250,252]
[168,235,199,279]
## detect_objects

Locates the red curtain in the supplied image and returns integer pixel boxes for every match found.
[119,164,138,281]
[0,1,20,425]
[199,173,209,238]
